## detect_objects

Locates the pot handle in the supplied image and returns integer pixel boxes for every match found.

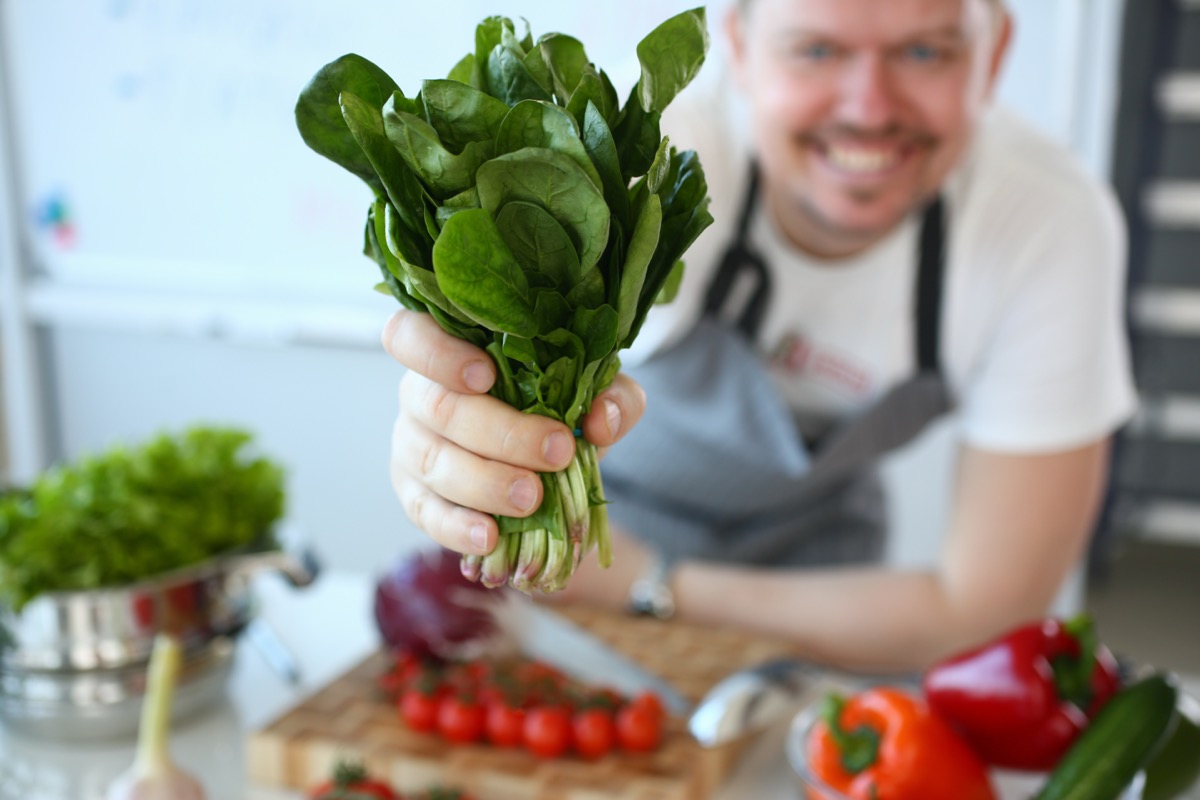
[225,547,321,588]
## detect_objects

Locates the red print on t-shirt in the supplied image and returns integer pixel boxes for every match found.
[769,332,870,396]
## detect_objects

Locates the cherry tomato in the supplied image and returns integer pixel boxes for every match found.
[309,760,398,799]
[438,695,485,744]
[400,688,441,733]
[572,708,616,760]
[486,701,526,748]
[524,705,572,758]
[631,690,666,721]
[616,702,663,752]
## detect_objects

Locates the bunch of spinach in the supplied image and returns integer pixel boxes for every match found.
[0,427,285,611]
[295,9,713,592]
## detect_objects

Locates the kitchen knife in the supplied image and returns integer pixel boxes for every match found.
[688,658,919,748]
[494,595,694,717]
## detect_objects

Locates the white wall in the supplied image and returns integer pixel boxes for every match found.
[1,0,1127,582]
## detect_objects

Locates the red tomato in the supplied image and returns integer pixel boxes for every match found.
[400,688,441,733]
[631,691,666,721]
[438,695,485,744]
[524,705,572,758]
[308,761,398,799]
[616,702,663,752]
[486,701,526,748]
[572,708,616,760]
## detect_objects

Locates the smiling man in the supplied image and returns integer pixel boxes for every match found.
[384,0,1136,670]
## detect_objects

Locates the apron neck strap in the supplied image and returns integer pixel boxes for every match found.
[914,195,947,375]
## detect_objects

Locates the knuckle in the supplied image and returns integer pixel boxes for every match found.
[424,380,460,430]
[416,435,443,480]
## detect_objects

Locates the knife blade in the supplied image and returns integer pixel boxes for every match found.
[494,595,693,717]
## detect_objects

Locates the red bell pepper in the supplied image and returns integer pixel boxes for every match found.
[922,615,1121,771]
[805,687,996,800]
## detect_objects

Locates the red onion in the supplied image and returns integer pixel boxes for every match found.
[373,547,506,662]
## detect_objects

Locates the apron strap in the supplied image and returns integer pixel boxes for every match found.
[702,162,772,341]
[914,195,947,375]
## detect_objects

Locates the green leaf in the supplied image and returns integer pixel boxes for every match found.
[476,147,611,273]
[567,66,618,129]
[612,86,663,182]
[572,304,619,364]
[581,101,630,234]
[540,356,577,417]
[565,264,606,310]
[656,259,686,304]
[539,33,588,104]
[435,186,481,226]
[635,7,709,114]
[501,334,539,367]
[421,79,510,153]
[383,96,493,197]
[533,289,572,336]
[474,16,514,93]
[432,208,539,337]
[487,45,553,106]
[617,192,662,345]
[523,47,554,97]
[494,201,580,288]
[339,91,430,248]
[295,54,399,193]
[376,201,472,325]
[495,100,603,191]
[646,136,672,195]
[447,53,476,86]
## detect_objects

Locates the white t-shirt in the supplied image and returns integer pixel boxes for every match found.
[628,75,1138,455]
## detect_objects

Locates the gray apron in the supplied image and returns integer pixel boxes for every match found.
[601,165,954,569]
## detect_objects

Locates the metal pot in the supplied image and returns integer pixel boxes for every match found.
[0,545,319,672]
[0,545,319,739]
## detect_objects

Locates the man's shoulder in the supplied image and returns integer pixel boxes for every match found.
[950,106,1123,261]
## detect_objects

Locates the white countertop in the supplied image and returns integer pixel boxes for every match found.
[1,571,1196,800]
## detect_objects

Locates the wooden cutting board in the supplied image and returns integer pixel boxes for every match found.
[247,604,803,800]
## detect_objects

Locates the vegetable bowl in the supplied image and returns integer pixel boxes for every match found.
[785,690,1145,800]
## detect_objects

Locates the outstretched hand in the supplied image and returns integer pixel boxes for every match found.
[383,308,646,557]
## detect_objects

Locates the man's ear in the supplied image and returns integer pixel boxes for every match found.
[724,4,751,90]
[985,8,1014,96]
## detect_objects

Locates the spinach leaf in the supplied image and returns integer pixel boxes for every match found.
[383,99,493,197]
[495,100,603,191]
[476,147,610,274]
[617,192,662,346]
[635,7,709,114]
[487,45,554,106]
[494,201,579,288]
[581,101,630,233]
[295,53,398,193]
[538,33,588,104]
[421,79,510,153]
[432,208,539,337]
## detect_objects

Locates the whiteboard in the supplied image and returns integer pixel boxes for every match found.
[2,0,715,300]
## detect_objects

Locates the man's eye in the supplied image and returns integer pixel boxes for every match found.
[903,44,943,63]
[793,42,837,61]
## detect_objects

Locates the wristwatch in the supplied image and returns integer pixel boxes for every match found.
[627,554,676,619]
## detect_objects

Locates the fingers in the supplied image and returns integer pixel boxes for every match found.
[392,467,498,556]
[400,372,576,473]
[381,309,495,395]
[579,372,646,449]
[392,409,546,519]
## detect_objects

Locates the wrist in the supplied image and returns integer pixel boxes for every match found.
[626,552,677,619]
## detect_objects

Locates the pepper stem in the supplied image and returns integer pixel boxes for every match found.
[820,694,881,775]
[1053,613,1098,709]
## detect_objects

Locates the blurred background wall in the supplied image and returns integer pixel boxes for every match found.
[0,0,1185,594]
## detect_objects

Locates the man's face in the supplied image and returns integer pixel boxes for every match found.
[728,0,1010,254]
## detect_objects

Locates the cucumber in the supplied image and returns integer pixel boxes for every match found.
[1035,673,1179,800]
[1142,695,1200,800]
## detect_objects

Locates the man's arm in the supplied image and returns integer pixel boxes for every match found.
[665,439,1112,671]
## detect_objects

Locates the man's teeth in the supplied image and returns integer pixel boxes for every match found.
[825,145,900,173]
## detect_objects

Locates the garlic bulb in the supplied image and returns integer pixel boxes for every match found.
[106,635,205,800]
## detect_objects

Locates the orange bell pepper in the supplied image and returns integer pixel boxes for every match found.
[805,687,996,800]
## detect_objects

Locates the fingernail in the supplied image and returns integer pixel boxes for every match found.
[604,399,622,439]
[509,476,538,513]
[469,523,489,552]
[462,361,493,393]
[542,431,574,467]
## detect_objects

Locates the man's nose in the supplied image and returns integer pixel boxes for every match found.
[836,54,899,130]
